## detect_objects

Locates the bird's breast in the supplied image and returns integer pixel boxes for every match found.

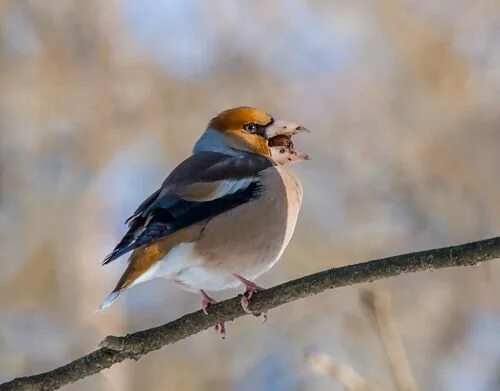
[192,166,303,280]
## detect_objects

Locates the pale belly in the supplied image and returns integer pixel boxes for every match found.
[151,166,303,292]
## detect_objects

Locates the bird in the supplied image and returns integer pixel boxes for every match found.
[98,106,309,334]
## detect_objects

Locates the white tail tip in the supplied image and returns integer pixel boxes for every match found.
[95,291,120,313]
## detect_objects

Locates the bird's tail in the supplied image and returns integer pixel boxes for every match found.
[95,290,120,312]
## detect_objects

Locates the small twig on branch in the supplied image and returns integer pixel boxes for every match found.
[1,237,499,391]
[361,289,419,391]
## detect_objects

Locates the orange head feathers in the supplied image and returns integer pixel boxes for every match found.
[208,107,274,156]
[194,106,309,158]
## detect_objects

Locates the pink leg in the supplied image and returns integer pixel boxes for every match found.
[199,290,226,338]
[233,274,264,313]
[200,289,217,315]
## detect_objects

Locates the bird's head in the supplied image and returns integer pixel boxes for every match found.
[194,106,309,160]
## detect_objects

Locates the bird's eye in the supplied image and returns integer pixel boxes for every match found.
[243,123,258,133]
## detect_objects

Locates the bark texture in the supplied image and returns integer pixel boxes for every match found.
[1,237,499,391]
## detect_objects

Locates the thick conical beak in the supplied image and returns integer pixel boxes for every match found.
[265,120,310,138]
[266,119,310,164]
[270,145,309,164]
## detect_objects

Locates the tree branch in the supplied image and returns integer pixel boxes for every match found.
[2,237,499,391]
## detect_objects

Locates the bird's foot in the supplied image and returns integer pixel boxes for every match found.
[234,274,263,314]
[200,289,217,315]
[214,322,226,338]
[199,290,226,338]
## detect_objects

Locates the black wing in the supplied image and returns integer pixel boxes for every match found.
[102,151,273,265]
[102,180,262,265]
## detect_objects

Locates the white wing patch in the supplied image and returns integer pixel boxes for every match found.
[215,178,254,198]
[180,177,254,202]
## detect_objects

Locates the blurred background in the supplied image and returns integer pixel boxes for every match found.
[0,1,499,390]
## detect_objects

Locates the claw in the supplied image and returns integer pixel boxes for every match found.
[240,294,252,314]
[234,274,263,314]
[200,289,217,315]
[215,322,226,339]
[199,290,226,338]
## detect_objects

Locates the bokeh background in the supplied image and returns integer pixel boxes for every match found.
[1,1,499,390]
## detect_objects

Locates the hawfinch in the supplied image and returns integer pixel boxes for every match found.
[98,107,309,332]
